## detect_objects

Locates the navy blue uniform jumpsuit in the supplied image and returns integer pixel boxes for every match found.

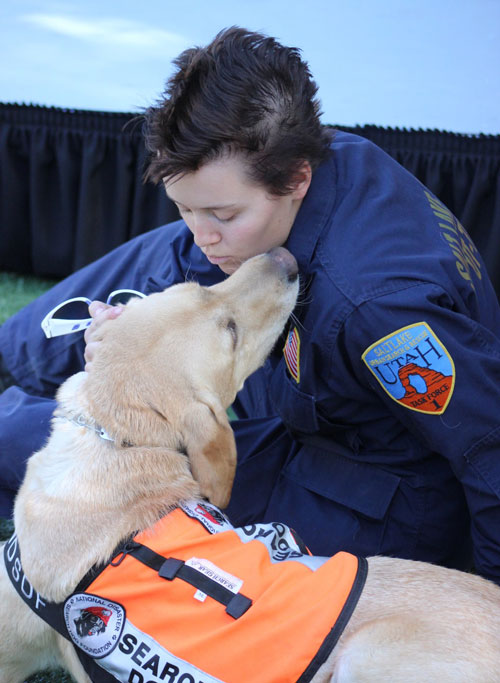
[2,132,500,583]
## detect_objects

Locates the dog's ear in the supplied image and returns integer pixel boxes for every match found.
[182,392,237,509]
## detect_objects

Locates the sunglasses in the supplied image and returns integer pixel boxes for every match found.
[41,289,146,339]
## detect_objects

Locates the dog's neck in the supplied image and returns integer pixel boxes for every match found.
[54,372,137,447]
[56,410,115,442]
[14,371,201,601]
[55,409,133,447]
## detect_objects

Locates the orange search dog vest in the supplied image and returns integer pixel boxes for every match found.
[6,501,367,682]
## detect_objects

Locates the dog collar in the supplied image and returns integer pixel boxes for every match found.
[56,412,132,446]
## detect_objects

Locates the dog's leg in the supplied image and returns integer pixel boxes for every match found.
[55,637,91,683]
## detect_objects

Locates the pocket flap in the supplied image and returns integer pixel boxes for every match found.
[283,446,400,520]
[269,361,319,433]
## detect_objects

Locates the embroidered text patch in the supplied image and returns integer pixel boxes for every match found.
[180,500,234,534]
[362,322,455,414]
[64,593,125,658]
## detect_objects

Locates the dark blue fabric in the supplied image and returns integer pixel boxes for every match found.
[0,388,54,513]
[1,132,499,583]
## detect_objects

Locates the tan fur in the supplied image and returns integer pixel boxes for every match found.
[1,248,500,682]
[318,556,500,682]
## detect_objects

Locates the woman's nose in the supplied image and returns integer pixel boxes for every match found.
[190,215,222,248]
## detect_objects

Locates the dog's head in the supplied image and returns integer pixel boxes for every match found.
[83,247,299,508]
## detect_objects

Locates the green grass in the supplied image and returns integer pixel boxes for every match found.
[0,272,71,682]
[0,517,14,539]
[0,272,58,324]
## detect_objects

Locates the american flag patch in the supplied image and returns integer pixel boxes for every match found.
[283,326,300,383]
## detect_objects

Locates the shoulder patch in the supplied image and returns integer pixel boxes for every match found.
[362,322,455,414]
[283,326,301,383]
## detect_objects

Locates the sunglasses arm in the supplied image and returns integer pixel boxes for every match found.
[41,317,93,339]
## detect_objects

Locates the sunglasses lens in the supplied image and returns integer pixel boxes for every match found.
[107,291,143,306]
[53,300,91,320]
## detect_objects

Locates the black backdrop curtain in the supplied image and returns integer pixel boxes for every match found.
[1,103,499,296]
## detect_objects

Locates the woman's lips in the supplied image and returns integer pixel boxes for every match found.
[206,255,231,265]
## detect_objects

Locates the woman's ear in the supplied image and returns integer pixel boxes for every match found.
[290,161,312,200]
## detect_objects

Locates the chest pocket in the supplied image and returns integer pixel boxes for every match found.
[269,359,400,523]
[283,444,400,521]
[269,358,361,449]
[275,443,402,558]
[269,358,319,433]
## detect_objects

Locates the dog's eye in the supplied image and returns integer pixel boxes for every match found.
[227,319,238,348]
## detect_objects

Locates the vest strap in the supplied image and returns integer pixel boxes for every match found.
[128,543,252,619]
[3,533,69,639]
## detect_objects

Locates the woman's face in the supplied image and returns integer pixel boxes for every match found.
[163,154,311,274]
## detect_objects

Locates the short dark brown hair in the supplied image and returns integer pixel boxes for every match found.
[144,27,332,195]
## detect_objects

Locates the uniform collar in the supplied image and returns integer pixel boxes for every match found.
[284,148,337,273]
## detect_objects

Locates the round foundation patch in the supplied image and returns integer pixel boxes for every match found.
[64,592,125,658]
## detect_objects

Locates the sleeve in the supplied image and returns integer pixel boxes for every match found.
[0,220,222,396]
[344,281,500,582]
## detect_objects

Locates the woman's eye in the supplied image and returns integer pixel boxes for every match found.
[214,213,235,223]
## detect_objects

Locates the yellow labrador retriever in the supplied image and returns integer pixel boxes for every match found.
[1,247,500,683]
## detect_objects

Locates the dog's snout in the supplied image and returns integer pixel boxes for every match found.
[268,247,299,282]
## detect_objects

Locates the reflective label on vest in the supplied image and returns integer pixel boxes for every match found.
[185,557,243,594]
[94,617,223,683]
[235,522,327,570]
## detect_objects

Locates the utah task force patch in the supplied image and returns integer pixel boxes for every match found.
[64,593,125,658]
[362,322,455,415]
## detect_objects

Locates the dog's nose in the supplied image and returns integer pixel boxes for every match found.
[268,247,299,282]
